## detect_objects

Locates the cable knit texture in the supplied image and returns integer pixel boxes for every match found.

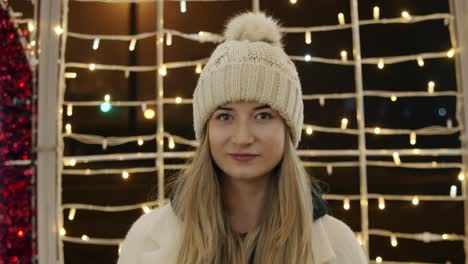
[192,12,304,148]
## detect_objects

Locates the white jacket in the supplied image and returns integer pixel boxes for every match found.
[117,202,368,264]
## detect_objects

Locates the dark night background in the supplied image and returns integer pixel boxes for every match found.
[10,0,464,263]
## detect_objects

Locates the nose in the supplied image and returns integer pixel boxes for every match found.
[231,121,254,145]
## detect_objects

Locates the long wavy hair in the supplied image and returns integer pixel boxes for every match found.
[170,124,316,263]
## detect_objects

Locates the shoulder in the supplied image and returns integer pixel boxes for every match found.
[117,203,175,264]
[318,215,368,263]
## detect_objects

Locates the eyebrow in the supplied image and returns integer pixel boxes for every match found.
[216,104,271,111]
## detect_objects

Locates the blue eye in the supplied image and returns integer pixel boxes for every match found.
[257,112,272,119]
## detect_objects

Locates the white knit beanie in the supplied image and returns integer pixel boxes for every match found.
[192,11,304,148]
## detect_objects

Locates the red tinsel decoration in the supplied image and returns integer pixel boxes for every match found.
[0,4,35,264]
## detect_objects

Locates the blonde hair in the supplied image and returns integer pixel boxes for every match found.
[170,126,316,263]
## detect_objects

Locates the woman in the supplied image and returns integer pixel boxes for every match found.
[117,11,367,264]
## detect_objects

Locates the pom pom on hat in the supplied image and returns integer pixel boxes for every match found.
[223,11,283,48]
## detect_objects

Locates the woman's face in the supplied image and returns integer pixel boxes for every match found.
[207,101,286,182]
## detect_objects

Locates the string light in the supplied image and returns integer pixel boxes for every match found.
[442,234,449,240]
[60,228,66,236]
[118,243,122,255]
[458,171,465,181]
[28,21,35,32]
[373,6,380,20]
[144,109,155,119]
[390,95,397,102]
[340,50,347,62]
[319,97,325,107]
[401,11,411,21]
[196,64,202,74]
[392,152,401,165]
[137,138,144,146]
[290,0,297,4]
[306,126,313,135]
[159,65,167,76]
[412,196,419,206]
[92,38,100,50]
[64,72,77,79]
[180,0,187,13]
[65,123,72,135]
[417,56,425,67]
[304,54,311,62]
[338,13,345,25]
[341,118,348,129]
[305,31,311,44]
[54,25,63,35]
[129,38,137,51]
[168,136,175,149]
[69,159,76,167]
[68,208,76,221]
[67,104,73,116]
[30,40,36,47]
[142,205,151,214]
[376,257,383,263]
[410,132,416,145]
[374,127,381,135]
[89,63,96,71]
[100,95,112,113]
[356,234,363,246]
[427,81,435,94]
[378,196,385,210]
[122,171,129,180]
[166,33,172,46]
[326,164,333,175]
[432,161,437,167]
[450,185,457,198]
[390,234,398,247]
[343,198,350,210]
[85,169,91,175]
[81,235,90,241]
[377,59,384,69]
[447,48,455,58]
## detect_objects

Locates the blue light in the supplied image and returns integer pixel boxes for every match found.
[100,102,111,112]
[438,107,447,117]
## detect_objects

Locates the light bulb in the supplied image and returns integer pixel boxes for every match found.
[305,31,311,44]
[175,97,182,104]
[68,208,76,221]
[180,0,187,13]
[104,94,111,102]
[343,198,350,210]
[67,104,73,116]
[392,152,401,165]
[166,33,172,46]
[376,257,382,263]
[89,63,96,71]
[458,171,465,181]
[142,205,151,214]
[373,6,380,20]
[306,126,313,135]
[447,48,455,58]
[401,11,411,20]
[412,196,419,205]
[374,127,381,135]
[341,118,348,129]
[340,50,348,62]
[81,235,89,241]
[390,234,398,247]
[64,72,77,79]
[60,228,66,236]
[290,0,297,4]
[428,81,435,94]
[390,95,397,102]
[137,138,144,146]
[92,38,100,50]
[378,197,385,210]
[417,56,424,67]
[65,123,72,135]
[377,59,384,69]
[129,38,136,51]
[338,13,345,25]
[196,64,202,74]
[159,65,167,76]
[450,185,457,198]
[168,137,175,149]
[144,109,155,119]
[122,171,129,179]
[304,54,312,62]
[54,25,63,35]
[410,132,416,145]
[28,21,35,32]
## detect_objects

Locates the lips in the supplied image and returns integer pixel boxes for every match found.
[229,154,259,161]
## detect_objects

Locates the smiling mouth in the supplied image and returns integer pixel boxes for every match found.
[229,154,258,161]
